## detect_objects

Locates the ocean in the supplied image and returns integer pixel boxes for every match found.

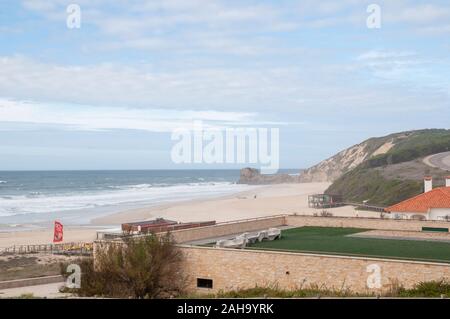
[0,169,297,228]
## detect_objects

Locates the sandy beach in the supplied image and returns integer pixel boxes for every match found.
[92,182,381,225]
[0,182,380,249]
[0,227,98,249]
[92,182,333,224]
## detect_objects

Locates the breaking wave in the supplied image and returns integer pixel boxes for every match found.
[0,182,252,217]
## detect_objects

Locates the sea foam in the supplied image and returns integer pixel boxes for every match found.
[0,182,253,218]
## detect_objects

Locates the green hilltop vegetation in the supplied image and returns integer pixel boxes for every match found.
[361,129,450,169]
[325,129,450,207]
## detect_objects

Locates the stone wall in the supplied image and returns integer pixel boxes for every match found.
[93,215,286,258]
[350,229,450,241]
[168,215,450,245]
[169,215,287,243]
[93,214,450,295]
[180,245,450,294]
[286,215,450,231]
[0,275,64,290]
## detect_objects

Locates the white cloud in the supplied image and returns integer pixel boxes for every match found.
[0,98,270,132]
[0,54,448,122]
[357,50,416,61]
[419,24,450,35]
[381,2,450,36]
[395,4,450,24]
[14,0,372,56]
[355,50,430,81]
[22,0,58,12]
[0,55,305,111]
[2,1,449,123]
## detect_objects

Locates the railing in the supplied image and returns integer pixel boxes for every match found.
[96,214,289,243]
[0,242,93,255]
[140,221,217,234]
[289,213,450,223]
[207,214,288,227]
[342,202,386,212]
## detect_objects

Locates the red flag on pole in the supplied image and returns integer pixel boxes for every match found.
[53,221,63,243]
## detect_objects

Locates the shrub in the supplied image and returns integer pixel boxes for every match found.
[186,284,370,299]
[397,280,450,298]
[61,233,186,298]
[320,210,333,217]
[325,167,423,206]
[184,280,450,298]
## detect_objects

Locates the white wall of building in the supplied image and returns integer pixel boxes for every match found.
[390,209,450,221]
[429,208,450,221]
[389,212,422,220]
[424,178,433,192]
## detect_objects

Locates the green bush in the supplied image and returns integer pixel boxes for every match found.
[363,129,450,169]
[188,285,367,299]
[325,167,422,206]
[397,280,450,298]
[61,233,186,298]
[185,280,450,298]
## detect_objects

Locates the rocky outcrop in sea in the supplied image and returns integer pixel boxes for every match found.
[237,168,300,184]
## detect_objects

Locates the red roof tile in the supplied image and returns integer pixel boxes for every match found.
[385,187,450,213]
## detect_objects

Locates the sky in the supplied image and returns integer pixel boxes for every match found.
[0,0,449,170]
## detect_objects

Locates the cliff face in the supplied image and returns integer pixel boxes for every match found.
[238,129,450,190]
[324,129,450,206]
[237,168,299,184]
[298,143,372,182]
[298,131,420,182]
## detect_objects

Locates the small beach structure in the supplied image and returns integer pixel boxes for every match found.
[308,194,343,209]
[122,218,178,233]
[121,218,216,234]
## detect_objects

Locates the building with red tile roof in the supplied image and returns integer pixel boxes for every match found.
[385,177,450,220]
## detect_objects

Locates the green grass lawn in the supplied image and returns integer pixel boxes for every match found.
[247,227,450,263]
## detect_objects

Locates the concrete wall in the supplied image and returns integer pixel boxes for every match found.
[169,215,287,243]
[286,215,450,231]
[95,215,450,249]
[93,215,450,295]
[94,214,450,256]
[166,215,450,244]
[93,215,286,259]
[0,275,63,290]
[181,245,450,294]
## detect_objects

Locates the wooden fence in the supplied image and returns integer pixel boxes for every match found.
[0,242,93,255]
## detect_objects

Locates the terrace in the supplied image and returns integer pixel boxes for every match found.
[196,226,450,264]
